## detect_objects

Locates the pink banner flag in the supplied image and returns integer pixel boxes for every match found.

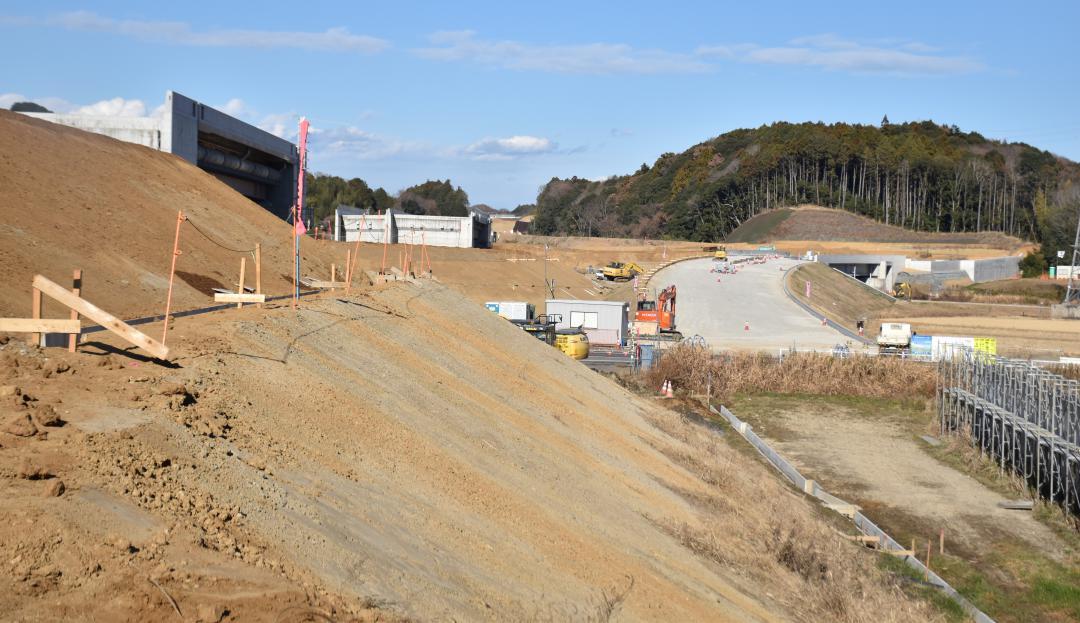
[295,215,307,236]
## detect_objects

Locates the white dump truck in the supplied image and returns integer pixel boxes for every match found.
[877,322,912,353]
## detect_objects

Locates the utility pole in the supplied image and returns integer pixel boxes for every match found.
[1065,210,1080,305]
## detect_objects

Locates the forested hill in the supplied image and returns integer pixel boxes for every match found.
[533,121,1080,249]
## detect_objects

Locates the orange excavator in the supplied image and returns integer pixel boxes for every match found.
[635,285,681,338]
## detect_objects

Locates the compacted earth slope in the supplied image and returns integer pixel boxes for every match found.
[0,110,346,319]
[2,281,937,621]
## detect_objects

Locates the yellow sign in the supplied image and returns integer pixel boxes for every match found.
[974,337,997,357]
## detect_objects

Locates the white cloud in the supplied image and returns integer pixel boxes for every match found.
[0,92,160,116]
[700,34,982,75]
[33,11,388,53]
[466,135,555,156]
[72,97,148,117]
[309,125,428,160]
[416,30,981,77]
[415,30,709,75]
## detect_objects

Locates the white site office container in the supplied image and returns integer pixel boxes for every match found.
[485,301,535,321]
[545,299,629,346]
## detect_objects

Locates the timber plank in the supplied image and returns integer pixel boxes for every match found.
[214,293,267,304]
[32,275,169,359]
[0,318,81,334]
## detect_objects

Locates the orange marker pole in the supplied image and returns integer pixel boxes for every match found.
[162,210,185,346]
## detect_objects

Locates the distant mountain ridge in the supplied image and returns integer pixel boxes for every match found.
[532,121,1080,248]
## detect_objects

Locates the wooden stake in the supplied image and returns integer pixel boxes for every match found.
[30,286,42,346]
[939,528,944,555]
[255,244,263,308]
[163,210,185,345]
[925,540,931,581]
[237,257,247,309]
[68,269,82,351]
[331,263,337,283]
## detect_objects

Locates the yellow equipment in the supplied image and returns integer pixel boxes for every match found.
[713,245,727,261]
[601,261,644,281]
[555,328,590,359]
[893,282,912,298]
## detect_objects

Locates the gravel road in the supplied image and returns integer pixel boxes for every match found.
[650,257,850,351]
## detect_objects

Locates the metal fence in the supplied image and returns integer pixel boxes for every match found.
[939,350,1080,517]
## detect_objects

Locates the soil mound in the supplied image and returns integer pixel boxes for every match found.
[0,110,341,319]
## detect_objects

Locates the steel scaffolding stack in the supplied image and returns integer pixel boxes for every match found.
[939,351,1080,518]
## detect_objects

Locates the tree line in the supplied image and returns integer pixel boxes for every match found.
[532,121,1080,254]
[304,175,472,226]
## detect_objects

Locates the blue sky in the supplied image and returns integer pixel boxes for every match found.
[3,1,1079,209]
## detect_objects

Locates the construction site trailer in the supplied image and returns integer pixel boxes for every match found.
[545,299,629,346]
[485,301,535,321]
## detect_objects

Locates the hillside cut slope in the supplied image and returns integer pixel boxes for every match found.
[0,110,342,319]
[730,206,1026,249]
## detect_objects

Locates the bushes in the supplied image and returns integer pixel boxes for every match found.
[645,345,937,402]
[1020,250,1048,278]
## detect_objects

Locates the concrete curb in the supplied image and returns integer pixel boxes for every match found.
[636,254,714,295]
[782,265,874,346]
[710,404,995,623]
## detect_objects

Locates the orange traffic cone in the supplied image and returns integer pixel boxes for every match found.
[659,381,666,394]
[665,381,674,398]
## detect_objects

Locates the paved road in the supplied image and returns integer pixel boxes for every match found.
[650,257,849,351]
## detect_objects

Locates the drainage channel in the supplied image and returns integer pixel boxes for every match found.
[709,404,994,623]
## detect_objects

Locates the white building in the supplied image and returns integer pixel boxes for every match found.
[334,206,492,249]
[545,299,629,346]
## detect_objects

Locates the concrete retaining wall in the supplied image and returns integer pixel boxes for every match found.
[23,113,164,149]
[965,256,1019,282]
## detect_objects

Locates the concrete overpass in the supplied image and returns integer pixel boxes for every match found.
[23,91,299,220]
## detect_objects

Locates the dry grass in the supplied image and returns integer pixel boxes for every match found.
[645,346,936,402]
[641,403,941,622]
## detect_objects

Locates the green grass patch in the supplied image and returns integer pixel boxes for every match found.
[878,555,968,623]
[724,208,792,243]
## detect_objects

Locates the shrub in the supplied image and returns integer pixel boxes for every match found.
[645,346,936,401]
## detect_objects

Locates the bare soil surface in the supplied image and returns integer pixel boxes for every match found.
[0,110,351,320]
[0,283,776,621]
[749,405,1062,558]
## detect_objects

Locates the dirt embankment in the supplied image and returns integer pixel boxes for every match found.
[2,280,938,621]
[788,263,1080,357]
[0,110,354,320]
